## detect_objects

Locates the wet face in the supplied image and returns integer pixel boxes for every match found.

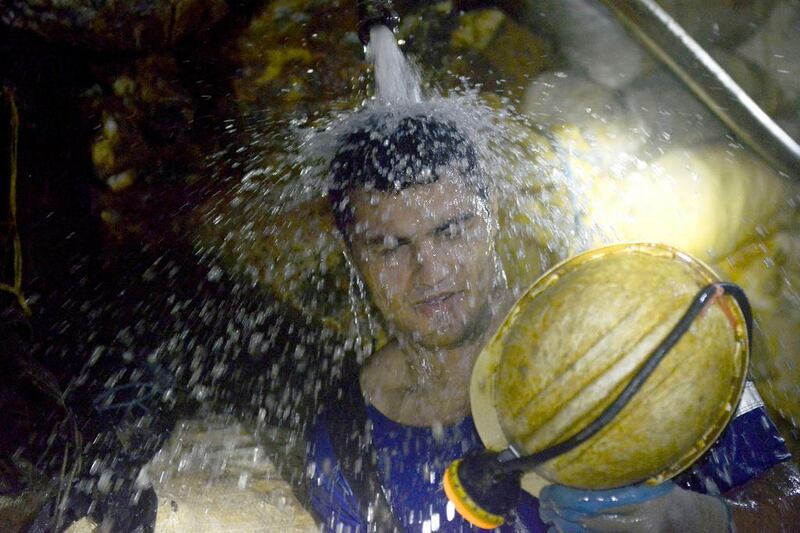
[348,169,497,349]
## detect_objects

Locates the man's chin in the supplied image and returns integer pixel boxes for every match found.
[394,308,490,348]
[416,326,472,350]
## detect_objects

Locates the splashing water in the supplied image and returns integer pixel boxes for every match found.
[186,25,590,464]
[203,8,798,517]
[40,3,800,531]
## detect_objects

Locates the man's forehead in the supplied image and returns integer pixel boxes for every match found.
[351,174,484,236]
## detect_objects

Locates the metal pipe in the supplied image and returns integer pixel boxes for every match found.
[356,0,400,46]
[599,0,800,180]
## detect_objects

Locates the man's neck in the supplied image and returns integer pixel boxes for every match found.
[399,332,484,392]
[361,285,514,427]
[402,286,513,389]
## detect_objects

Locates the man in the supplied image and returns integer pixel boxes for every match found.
[306,111,798,532]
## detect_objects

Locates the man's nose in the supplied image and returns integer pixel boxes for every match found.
[413,239,449,286]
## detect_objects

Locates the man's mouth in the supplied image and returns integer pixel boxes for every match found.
[414,291,462,308]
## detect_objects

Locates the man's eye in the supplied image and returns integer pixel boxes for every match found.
[443,222,465,239]
[377,236,408,256]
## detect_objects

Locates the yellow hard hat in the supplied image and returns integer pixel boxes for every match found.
[471,242,749,491]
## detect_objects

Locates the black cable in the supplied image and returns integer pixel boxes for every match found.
[718,282,752,344]
[497,281,750,474]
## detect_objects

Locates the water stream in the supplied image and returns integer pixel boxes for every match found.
[367,24,423,105]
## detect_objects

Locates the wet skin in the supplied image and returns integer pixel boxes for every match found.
[349,169,496,350]
[348,169,511,426]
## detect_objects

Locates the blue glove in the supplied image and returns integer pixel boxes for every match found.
[539,481,731,533]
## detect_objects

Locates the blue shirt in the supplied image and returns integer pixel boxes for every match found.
[307,381,790,532]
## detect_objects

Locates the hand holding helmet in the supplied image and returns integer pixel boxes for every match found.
[538,481,731,533]
[444,244,751,530]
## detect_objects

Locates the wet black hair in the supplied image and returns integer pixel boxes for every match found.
[328,114,484,237]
